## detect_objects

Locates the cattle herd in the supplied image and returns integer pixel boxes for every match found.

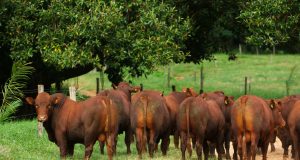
[25,82,300,160]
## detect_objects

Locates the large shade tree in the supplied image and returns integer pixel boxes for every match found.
[1,0,191,88]
[238,0,299,53]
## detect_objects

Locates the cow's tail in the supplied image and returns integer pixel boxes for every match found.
[241,96,248,158]
[186,103,192,155]
[140,95,148,152]
[107,99,112,136]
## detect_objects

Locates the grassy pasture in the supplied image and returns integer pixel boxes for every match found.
[1,53,300,159]
[70,53,300,99]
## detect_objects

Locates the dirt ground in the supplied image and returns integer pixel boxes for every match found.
[228,138,292,160]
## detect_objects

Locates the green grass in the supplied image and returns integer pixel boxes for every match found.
[68,53,300,99]
[1,53,300,159]
[0,120,187,160]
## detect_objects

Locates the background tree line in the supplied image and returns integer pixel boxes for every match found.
[0,0,299,100]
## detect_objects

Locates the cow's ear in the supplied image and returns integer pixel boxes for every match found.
[201,93,207,100]
[112,83,117,89]
[224,96,229,105]
[51,94,62,105]
[269,99,276,109]
[160,91,164,97]
[185,88,193,97]
[25,97,35,106]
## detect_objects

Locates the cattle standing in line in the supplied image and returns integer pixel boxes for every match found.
[164,85,194,148]
[231,95,285,160]
[177,96,225,160]
[288,100,300,160]
[26,92,119,160]
[98,82,140,154]
[131,90,171,158]
[200,91,235,159]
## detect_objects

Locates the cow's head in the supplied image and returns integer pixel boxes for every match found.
[268,99,286,128]
[182,87,198,97]
[224,96,234,107]
[26,92,65,122]
[26,92,52,122]
[114,81,141,93]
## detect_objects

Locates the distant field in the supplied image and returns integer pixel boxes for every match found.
[68,53,300,99]
[1,53,300,159]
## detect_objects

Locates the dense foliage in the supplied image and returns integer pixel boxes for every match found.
[0,0,299,88]
[239,0,299,49]
[2,0,190,84]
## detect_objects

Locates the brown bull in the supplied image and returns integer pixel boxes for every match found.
[164,85,194,148]
[274,95,300,159]
[131,90,171,158]
[178,96,225,160]
[200,91,234,159]
[98,82,140,154]
[26,93,119,160]
[231,95,285,160]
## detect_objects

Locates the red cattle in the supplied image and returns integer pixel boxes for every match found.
[200,91,235,159]
[131,90,170,158]
[164,86,194,148]
[288,100,300,160]
[273,95,300,158]
[98,82,139,154]
[26,92,119,160]
[231,95,285,160]
[177,96,225,160]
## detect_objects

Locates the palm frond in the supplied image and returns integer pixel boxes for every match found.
[0,62,34,122]
[0,100,22,122]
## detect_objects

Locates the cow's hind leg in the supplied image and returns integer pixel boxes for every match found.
[195,138,203,160]
[161,135,170,156]
[99,141,105,154]
[125,129,132,154]
[180,131,187,160]
[174,130,180,148]
[203,140,209,160]
[84,142,95,160]
[106,133,117,160]
[237,134,244,160]
[135,128,144,158]
[232,139,238,160]
[148,129,156,158]
[67,143,75,157]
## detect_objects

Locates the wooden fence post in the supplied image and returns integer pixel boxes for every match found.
[100,69,104,91]
[37,84,44,137]
[167,66,171,88]
[244,77,248,95]
[96,78,100,94]
[69,86,76,101]
[248,77,251,94]
[200,65,204,94]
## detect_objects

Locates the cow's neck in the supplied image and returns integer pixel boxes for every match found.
[118,89,131,102]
